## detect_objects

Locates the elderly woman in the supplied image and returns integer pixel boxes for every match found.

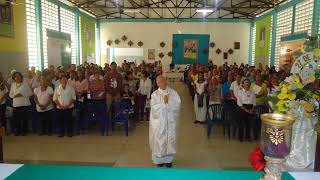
[9,72,33,136]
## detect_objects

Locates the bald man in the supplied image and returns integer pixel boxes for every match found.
[149,75,181,168]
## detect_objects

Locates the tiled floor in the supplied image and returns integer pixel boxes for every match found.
[3,82,258,170]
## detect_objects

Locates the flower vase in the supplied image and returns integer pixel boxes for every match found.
[260,113,295,180]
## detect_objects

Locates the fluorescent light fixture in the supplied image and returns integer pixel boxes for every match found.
[123,9,140,13]
[196,9,214,13]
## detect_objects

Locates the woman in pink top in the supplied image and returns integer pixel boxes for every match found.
[74,71,89,134]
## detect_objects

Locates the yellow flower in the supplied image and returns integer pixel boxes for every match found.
[312,95,320,100]
[278,92,287,100]
[313,48,320,57]
[287,92,296,100]
[300,101,314,113]
[307,75,316,83]
[276,100,288,112]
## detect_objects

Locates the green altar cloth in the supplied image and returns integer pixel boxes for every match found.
[6,164,295,180]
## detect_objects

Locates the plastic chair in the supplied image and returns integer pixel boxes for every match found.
[222,104,235,140]
[111,102,129,136]
[207,104,223,138]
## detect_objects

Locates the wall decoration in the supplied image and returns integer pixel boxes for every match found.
[223,52,228,59]
[128,40,133,46]
[228,48,234,54]
[107,40,113,46]
[172,41,178,48]
[159,52,164,58]
[148,49,155,60]
[183,39,198,59]
[81,16,96,61]
[0,2,14,37]
[234,42,240,49]
[121,35,127,41]
[216,48,221,54]
[167,51,172,57]
[160,41,166,48]
[210,42,215,48]
[203,48,209,54]
[259,26,266,48]
[137,41,144,47]
[114,38,120,44]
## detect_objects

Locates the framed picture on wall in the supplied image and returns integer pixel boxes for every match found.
[148,49,155,60]
[223,52,228,59]
[0,2,14,37]
[183,39,198,59]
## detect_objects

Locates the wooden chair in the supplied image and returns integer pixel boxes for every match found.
[207,104,223,138]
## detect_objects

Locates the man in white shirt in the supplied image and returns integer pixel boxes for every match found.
[53,75,76,137]
[237,79,256,142]
[34,76,54,136]
[230,73,243,100]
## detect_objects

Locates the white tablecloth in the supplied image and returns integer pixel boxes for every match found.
[164,72,184,81]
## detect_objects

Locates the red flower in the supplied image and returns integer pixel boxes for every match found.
[248,147,266,171]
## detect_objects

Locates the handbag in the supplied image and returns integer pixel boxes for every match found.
[198,95,204,108]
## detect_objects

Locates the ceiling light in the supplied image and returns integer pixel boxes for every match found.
[196,8,214,16]
[123,9,140,13]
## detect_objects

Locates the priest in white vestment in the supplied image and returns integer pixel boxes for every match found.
[149,75,181,168]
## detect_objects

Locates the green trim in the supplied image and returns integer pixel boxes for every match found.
[58,6,61,32]
[47,0,96,21]
[254,0,304,22]
[75,10,80,65]
[96,20,101,65]
[311,0,320,36]
[249,22,254,65]
[100,18,251,23]
[280,32,307,42]
[35,0,44,70]
[291,5,296,34]
[270,13,278,67]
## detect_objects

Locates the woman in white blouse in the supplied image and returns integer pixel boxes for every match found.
[9,72,32,136]
[137,71,152,121]
[34,76,54,136]
[194,73,207,124]
[237,79,256,142]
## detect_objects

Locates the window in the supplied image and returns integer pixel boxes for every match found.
[60,8,76,65]
[26,0,37,69]
[295,0,314,35]
[275,8,293,70]
[251,23,256,66]
[269,16,273,67]
[42,0,59,69]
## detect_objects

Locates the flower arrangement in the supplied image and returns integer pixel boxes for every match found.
[265,35,320,134]
[248,147,266,171]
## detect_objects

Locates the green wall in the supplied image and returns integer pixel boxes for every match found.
[81,15,96,61]
[0,0,26,52]
[255,16,272,66]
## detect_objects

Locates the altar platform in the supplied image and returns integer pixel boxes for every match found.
[1,163,319,180]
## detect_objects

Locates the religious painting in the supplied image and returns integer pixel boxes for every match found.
[183,39,198,59]
[259,26,266,48]
[0,2,14,37]
[148,49,155,60]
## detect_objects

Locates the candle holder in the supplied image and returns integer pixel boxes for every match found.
[260,113,295,180]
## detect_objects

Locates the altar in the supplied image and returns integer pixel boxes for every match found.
[1,164,320,180]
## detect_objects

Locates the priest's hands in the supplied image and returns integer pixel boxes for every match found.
[163,95,169,104]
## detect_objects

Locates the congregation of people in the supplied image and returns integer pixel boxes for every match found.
[0,61,162,137]
[187,61,293,142]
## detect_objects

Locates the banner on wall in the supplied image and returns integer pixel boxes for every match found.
[172,34,209,65]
